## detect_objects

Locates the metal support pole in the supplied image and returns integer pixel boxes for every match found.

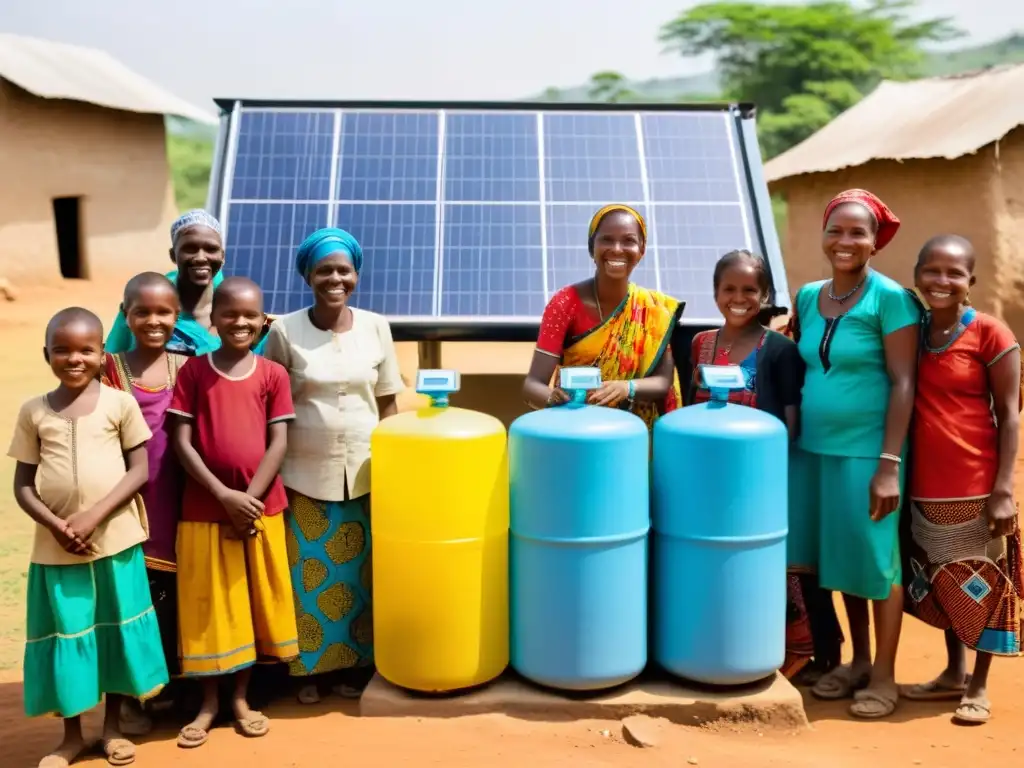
[417,340,442,370]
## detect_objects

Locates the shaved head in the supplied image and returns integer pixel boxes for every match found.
[123,271,177,309]
[917,234,975,272]
[212,276,263,313]
[45,307,103,348]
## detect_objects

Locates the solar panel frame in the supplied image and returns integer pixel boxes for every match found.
[208,99,787,343]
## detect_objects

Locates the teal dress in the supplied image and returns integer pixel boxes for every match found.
[787,270,920,600]
[106,270,270,356]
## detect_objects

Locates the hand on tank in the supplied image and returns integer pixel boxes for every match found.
[985,490,1017,537]
[868,462,901,521]
[587,380,630,408]
[546,387,572,406]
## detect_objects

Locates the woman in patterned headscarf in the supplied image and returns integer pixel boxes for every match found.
[106,210,273,357]
[522,204,683,426]
[787,189,920,719]
[263,227,404,703]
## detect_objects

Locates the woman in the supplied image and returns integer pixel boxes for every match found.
[901,234,1022,725]
[522,204,682,424]
[263,227,404,703]
[788,189,920,718]
[106,209,272,356]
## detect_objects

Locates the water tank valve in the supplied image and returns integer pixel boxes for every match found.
[559,367,602,407]
[698,364,746,405]
[415,369,461,408]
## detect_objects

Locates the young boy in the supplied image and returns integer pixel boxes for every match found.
[169,277,298,748]
[9,307,167,767]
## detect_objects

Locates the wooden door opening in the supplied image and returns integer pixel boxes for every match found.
[52,196,84,279]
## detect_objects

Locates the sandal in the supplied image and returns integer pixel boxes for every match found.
[332,683,363,700]
[901,674,972,701]
[297,685,320,705]
[811,664,870,700]
[176,724,209,749]
[38,740,96,768]
[849,686,899,719]
[102,737,136,766]
[953,696,991,725]
[235,712,270,738]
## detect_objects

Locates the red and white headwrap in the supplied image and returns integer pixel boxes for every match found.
[822,188,900,251]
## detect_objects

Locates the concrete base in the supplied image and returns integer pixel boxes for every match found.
[359,670,808,730]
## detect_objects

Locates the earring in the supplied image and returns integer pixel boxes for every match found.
[964,292,971,306]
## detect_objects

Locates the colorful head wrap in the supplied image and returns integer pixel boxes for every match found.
[823,189,900,251]
[295,227,363,280]
[588,204,647,252]
[171,209,223,243]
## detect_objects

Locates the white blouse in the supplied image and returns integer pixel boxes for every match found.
[264,307,404,501]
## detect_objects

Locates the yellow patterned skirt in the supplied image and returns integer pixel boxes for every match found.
[176,515,299,677]
[284,490,373,676]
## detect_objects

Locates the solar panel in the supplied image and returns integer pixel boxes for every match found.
[211,101,784,340]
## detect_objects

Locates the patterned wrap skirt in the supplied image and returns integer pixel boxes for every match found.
[904,496,1023,655]
[285,490,373,676]
[23,544,169,717]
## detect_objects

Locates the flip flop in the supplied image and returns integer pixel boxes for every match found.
[850,686,899,719]
[102,737,136,766]
[811,664,870,700]
[953,696,991,725]
[176,724,209,749]
[38,740,96,768]
[235,712,270,738]
[901,674,972,701]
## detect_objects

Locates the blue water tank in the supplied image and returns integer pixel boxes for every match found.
[509,368,649,690]
[651,366,788,685]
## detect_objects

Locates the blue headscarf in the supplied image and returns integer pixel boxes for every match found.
[295,228,363,280]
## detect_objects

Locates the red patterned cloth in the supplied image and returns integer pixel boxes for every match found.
[823,188,900,251]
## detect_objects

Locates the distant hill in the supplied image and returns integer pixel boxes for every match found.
[537,33,1024,102]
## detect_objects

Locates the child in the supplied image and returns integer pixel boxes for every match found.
[8,307,168,767]
[900,235,1022,724]
[101,273,188,734]
[683,249,842,683]
[169,276,298,748]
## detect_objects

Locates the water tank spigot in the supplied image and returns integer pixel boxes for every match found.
[415,369,461,408]
[698,364,746,406]
[559,367,602,408]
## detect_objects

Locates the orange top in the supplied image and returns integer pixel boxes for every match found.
[910,309,1020,500]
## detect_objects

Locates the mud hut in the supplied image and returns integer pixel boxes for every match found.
[765,63,1024,337]
[0,33,215,287]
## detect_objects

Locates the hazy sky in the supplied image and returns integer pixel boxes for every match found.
[2,0,1021,116]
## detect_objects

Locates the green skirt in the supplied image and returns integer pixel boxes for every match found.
[788,448,904,601]
[23,544,169,718]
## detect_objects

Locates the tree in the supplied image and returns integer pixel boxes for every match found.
[659,0,961,155]
[586,71,638,103]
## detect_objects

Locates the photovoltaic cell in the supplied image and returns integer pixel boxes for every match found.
[217,104,772,327]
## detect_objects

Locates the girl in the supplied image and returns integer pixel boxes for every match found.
[684,250,842,682]
[901,235,1022,724]
[170,277,298,748]
[102,272,188,733]
[8,307,168,767]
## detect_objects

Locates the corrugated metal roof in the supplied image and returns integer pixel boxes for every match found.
[764,63,1024,184]
[0,33,216,125]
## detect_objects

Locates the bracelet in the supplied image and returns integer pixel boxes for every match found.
[627,380,636,399]
[879,452,902,464]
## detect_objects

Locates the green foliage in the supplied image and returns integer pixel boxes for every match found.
[659,1,961,156]
[166,133,213,212]
[924,33,1024,76]
[586,71,639,103]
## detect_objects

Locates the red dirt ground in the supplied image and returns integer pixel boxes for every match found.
[1,283,1023,767]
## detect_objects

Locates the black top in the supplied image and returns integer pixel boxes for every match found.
[682,328,805,424]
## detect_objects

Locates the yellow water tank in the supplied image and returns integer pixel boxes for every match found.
[371,369,509,692]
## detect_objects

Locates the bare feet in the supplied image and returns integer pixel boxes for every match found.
[901,670,970,701]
